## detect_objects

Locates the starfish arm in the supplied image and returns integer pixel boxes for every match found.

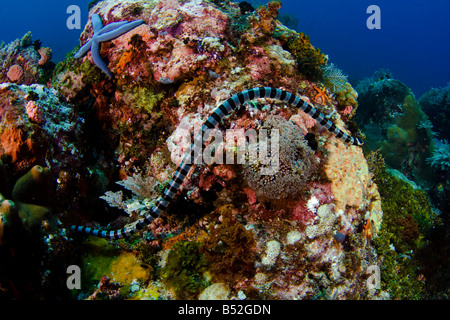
[74,39,92,58]
[91,13,103,34]
[96,20,144,42]
[90,40,113,77]
[97,21,129,36]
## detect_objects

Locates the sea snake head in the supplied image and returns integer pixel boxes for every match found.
[354,137,365,146]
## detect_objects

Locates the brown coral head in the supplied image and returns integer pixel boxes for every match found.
[268,0,282,16]
[12,165,51,204]
[242,115,317,201]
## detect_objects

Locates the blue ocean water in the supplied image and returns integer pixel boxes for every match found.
[279,0,450,97]
[0,0,449,96]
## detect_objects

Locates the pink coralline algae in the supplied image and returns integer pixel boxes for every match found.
[340,105,353,116]
[123,0,228,83]
[247,49,272,80]
[75,0,230,84]
[25,100,44,124]
[291,199,316,226]
[289,110,316,135]
[6,64,23,82]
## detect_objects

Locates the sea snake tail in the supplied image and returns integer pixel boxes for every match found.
[69,87,363,239]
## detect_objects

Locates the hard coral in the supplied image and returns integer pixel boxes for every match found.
[198,282,230,300]
[242,115,318,201]
[335,83,358,111]
[305,204,336,239]
[88,276,123,300]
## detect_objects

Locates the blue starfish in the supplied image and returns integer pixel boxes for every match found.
[74,13,144,77]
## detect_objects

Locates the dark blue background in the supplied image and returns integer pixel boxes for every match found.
[0,0,448,96]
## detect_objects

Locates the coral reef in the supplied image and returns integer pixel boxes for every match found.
[284,31,327,82]
[80,237,152,299]
[200,205,257,287]
[417,85,450,215]
[367,153,441,299]
[6,0,447,301]
[0,32,54,85]
[0,83,115,300]
[198,282,230,300]
[45,0,385,300]
[0,165,53,243]
[355,73,434,186]
[427,139,450,171]
[0,83,84,174]
[419,83,450,141]
[73,13,145,77]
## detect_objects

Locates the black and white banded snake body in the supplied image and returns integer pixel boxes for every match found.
[70,87,363,239]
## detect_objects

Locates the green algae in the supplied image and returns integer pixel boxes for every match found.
[160,240,208,299]
[51,47,78,79]
[369,154,440,299]
[285,32,327,81]
[51,47,107,90]
[124,85,164,115]
[79,59,108,85]
[80,237,152,297]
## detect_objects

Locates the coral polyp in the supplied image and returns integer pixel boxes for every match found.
[242,115,318,201]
